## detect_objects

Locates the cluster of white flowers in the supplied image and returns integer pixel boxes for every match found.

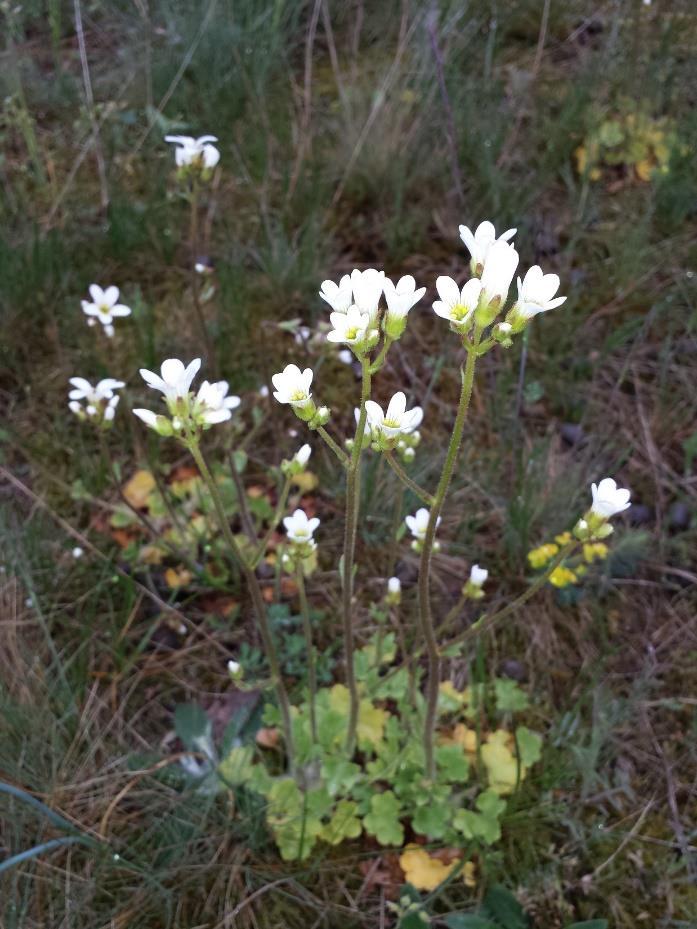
[320,268,425,348]
[81,285,132,338]
[68,377,124,428]
[133,358,240,438]
[362,391,423,453]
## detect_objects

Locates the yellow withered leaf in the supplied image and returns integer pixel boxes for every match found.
[481,729,524,795]
[123,469,156,509]
[399,845,475,891]
[165,566,193,589]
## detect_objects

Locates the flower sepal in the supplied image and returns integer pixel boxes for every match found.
[573,513,614,542]
[306,405,330,429]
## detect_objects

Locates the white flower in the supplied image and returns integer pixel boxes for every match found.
[405,507,440,542]
[132,409,159,429]
[350,268,385,318]
[69,377,124,403]
[327,305,371,346]
[384,275,426,319]
[480,240,519,310]
[294,444,312,467]
[165,134,220,169]
[139,358,202,401]
[72,547,84,559]
[459,220,516,271]
[387,577,401,595]
[365,392,423,439]
[469,564,488,586]
[319,274,353,313]
[283,508,320,544]
[81,285,132,336]
[432,276,483,329]
[227,659,241,675]
[195,380,241,424]
[259,385,270,398]
[514,265,567,320]
[103,395,120,421]
[590,478,631,518]
[271,364,314,408]
[337,350,354,365]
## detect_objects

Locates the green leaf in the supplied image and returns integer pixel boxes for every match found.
[412,799,449,839]
[494,679,529,712]
[564,922,608,929]
[515,727,543,767]
[174,703,211,753]
[363,790,404,846]
[321,756,361,796]
[476,788,507,818]
[266,780,323,861]
[483,885,528,928]
[446,917,499,929]
[436,744,470,783]
[452,809,501,845]
[217,745,254,786]
[319,799,362,844]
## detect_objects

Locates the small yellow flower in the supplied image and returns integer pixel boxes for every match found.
[554,531,572,546]
[583,542,609,564]
[549,566,577,588]
[527,543,558,569]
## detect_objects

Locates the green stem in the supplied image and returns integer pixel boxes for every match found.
[368,336,393,374]
[418,339,479,779]
[189,182,216,369]
[296,565,317,742]
[384,452,434,505]
[442,541,578,652]
[342,357,371,754]
[188,440,294,771]
[316,425,349,467]
[250,474,292,569]
[227,449,256,541]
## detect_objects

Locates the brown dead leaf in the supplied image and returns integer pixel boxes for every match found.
[256,727,280,749]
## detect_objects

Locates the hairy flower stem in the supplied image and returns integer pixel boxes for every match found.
[188,440,295,771]
[296,566,318,741]
[250,475,292,569]
[342,358,371,755]
[385,452,434,505]
[188,182,216,369]
[316,426,349,467]
[418,338,479,779]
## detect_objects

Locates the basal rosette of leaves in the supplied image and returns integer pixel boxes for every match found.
[574,100,685,184]
[214,631,543,862]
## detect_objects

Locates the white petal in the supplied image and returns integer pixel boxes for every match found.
[89,284,104,304]
[435,276,461,307]
[103,286,120,307]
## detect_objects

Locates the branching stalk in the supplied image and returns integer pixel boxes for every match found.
[188,181,216,368]
[187,440,294,771]
[384,452,434,505]
[342,357,371,754]
[250,474,292,569]
[316,425,349,467]
[418,337,479,779]
[296,565,318,741]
